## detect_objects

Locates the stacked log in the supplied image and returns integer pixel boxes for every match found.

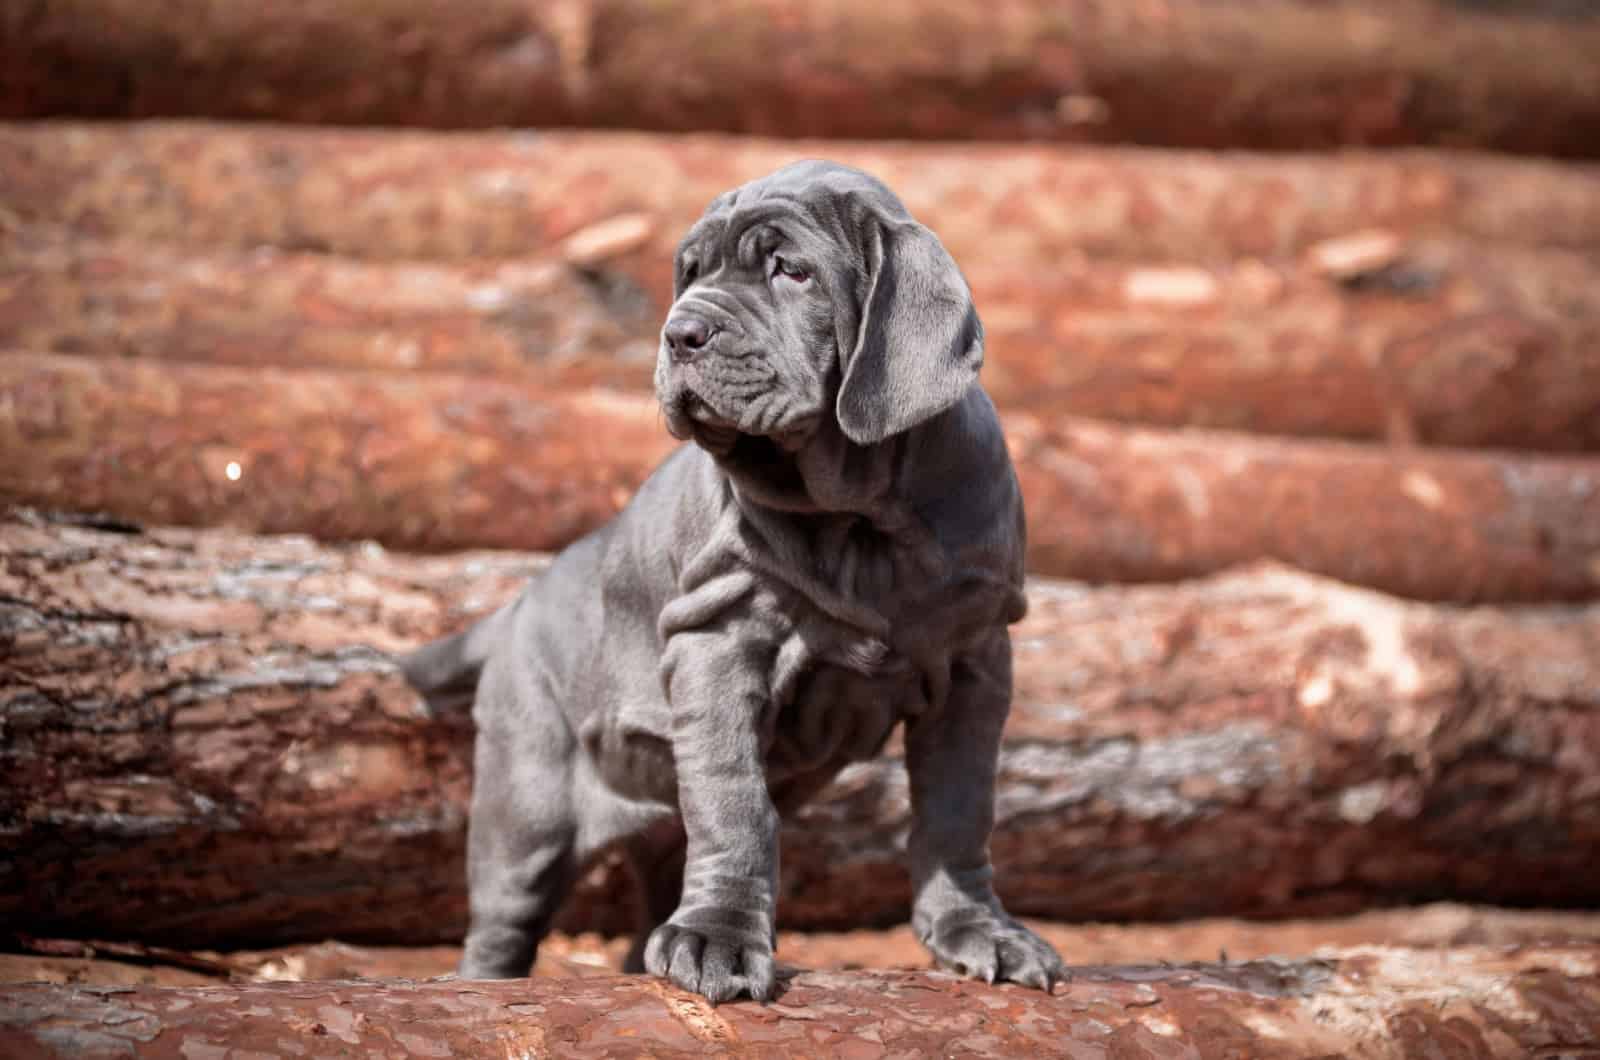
[5,353,1598,601]
[5,1,1600,156]
[6,4,1600,1048]
[14,903,1600,988]
[0,233,660,390]
[7,230,1600,449]
[0,352,676,554]
[4,508,1597,947]
[6,124,1600,268]
[5,947,1599,1058]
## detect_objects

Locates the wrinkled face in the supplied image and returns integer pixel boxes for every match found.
[655,161,984,486]
[655,200,842,460]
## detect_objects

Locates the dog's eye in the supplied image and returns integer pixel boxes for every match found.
[772,257,810,283]
[680,260,700,286]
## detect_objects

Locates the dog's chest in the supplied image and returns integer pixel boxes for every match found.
[651,504,1012,785]
[750,517,976,778]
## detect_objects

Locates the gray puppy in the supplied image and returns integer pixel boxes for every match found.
[402,160,1065,1003]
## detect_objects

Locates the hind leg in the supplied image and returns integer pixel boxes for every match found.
[457,675,579,979]
[621,821,687,974]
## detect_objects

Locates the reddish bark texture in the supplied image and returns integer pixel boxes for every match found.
[0,233,658,390]
[0,352,676,554]
[12,904,1600,991]
[8,230,1599,450]
[5,124,1600,269]
[3,947,1599,1059]
[5,0,1600,155]
[4,509,1598,947]
[0,234,659,388]
[1006,415,1600,602]
[4,352,1598,600]
[977,243,1600,451]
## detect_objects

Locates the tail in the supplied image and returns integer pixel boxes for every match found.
[399,601,516,716]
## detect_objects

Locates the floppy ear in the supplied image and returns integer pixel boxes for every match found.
[835,218,983,445]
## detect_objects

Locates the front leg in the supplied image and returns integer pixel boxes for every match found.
[643,629,779,1003]
[906,630,1066,991]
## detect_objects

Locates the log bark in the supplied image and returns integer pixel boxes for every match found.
[980,242,1600,451]
[5,123,1600,271]
[11,904,1600,991]
[4,352,1599,601]
[1006,415,1600,602]
[0,233,660,391]
[0,352,676,554]
[4,948,1599,1059]
[4,508,1598,947]
[9,232,1600,450]
[6,0,1600,156]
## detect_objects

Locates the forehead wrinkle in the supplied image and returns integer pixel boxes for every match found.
[725,199,810,254]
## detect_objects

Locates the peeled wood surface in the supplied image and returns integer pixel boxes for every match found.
[6,0,1600,156]
[8,232,1600,450]
[5,352,1599,601]
[4,509,1598,947]
[6,124,1600,271]
[3,946,1599,1059]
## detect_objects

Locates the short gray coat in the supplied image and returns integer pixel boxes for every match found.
[403,160,1065,1003]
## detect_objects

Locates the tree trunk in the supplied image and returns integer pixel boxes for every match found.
[4,508,1598,947]
[6,0,1600,155]
[1006,414,1600,602]
[11,903,1600,990]
[9,232,1600,451]
[4,352,1599,601]
[3,946,1598,1059]
[0,352,677,554]
[0,234,660,390]
[5,124,1600,270]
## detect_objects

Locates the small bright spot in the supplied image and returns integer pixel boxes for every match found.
[225,461,243,482]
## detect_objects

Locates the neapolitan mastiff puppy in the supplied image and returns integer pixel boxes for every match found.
[402,161,1065,1003]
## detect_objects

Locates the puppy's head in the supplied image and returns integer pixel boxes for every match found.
[656,161,983,466]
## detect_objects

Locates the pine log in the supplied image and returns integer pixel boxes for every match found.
[0,235,656,392]
[4,352,1599,601]
[980,242,1600,451]
[4,947,1600,1059]
[8,232,1600,450]
[0,352,676,554]
[12,904,1600,992]
[10,903,1600,989]
[0,234,660,390]
[6,0,1600,156]
[4,508,1598,947]
[5,124,1600,272]
[1005,415,1600,602]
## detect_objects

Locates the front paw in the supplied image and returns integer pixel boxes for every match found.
[643,909,776,1003]
[919,907,1066,992]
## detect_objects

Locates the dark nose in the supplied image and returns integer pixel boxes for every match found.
[664,314,713,363]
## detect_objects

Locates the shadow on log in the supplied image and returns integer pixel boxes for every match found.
[3,508,1598,947]
[6,231,1599,450]
[5,124,1600,269]
[3,352,1598,600]
[6,0,1600,155]
[3,947,1598,1058]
